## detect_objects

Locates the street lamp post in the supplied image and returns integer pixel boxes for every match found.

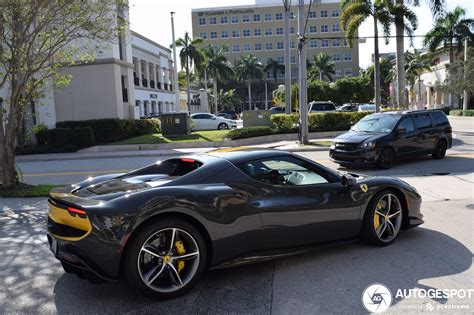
[170,11,180,112]
[297,0,308,144]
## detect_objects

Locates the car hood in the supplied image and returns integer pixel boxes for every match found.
[335,131,386,144]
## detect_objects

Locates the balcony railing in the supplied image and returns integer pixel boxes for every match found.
[142,79,148,88]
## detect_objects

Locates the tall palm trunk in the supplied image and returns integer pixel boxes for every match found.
[185,59,191,110]
[374,17,381,112]
[247,81,252,110]
[448,38,454,108]
[213,77,218,114]
[319,71,323,81]
[418,74,422,109]
[395,0,406,109]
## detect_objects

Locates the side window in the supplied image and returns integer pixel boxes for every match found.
[431,111,449,126]
[397,118,415,132]
[192,114,203,119]
[203,114,214,119]
[237,156,330,186]
[414,114,432,130]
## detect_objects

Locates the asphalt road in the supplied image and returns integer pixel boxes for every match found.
[1,116,472,314]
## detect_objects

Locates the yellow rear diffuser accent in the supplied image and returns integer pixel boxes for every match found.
[48,203,92,241]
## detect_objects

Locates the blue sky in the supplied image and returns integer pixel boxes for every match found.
[129,0,473,69]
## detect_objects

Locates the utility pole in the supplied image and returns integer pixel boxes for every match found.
[170,12,180,112]
[297,0,308,144]
[265,81,268,110]
[463,37,469,111]
[283,0,292,114]
[204,68,209,112]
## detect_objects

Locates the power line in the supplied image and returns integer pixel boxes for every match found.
[306,34,471,40]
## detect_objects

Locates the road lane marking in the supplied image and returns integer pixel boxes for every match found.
[22,169,131,177]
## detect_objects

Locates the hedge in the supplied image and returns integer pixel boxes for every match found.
[56,118,160,143]
[227,126,274,140]
[36,127,95,149]
[449,109,474,116]
[271,112,373,133]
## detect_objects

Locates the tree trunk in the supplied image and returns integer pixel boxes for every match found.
[395,0,406,109]
[448,39,454,107]
[213,77,218,114]
[185,59,191,110]
[374,17,381,112]
[418,75,422,110]
[319,71,322,81]
[247,82,252,110]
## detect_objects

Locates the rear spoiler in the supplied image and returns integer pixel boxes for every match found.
[49,189,103,209]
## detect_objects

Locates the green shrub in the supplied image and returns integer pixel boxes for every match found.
[271,113,299,132]
[450,109,474,116]
[36,127,95,148]
[16,145,79,155]
[227,126,274,140]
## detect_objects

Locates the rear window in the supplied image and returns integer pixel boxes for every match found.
[431,111,449,126]
[414,114,432,130]
[310,103,336,112]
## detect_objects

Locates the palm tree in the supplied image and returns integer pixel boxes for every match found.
[264,58,285,85]
[364,56,395,103]
[405,49,433,109]
[307,52,336,81]
[175,32,204,109]
[424,7,474,107]
[234,54,264,110]
[202,45,234,113]
[341,0,392,112]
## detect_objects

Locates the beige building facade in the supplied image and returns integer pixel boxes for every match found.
[192,0,359,81]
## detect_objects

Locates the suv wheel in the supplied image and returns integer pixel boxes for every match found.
[432,139,447,159]
[377,148,395,169]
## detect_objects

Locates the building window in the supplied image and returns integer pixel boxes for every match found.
[223,46,229,53]
[243,29,250,37]
[320,10,328,18]
[254,29,262,36]
[335,69,341,76]
[266,71,272,79]
[232,44,240,52]
[276,42,284,50]
[276,12,283,20]
[199,32,207,39]
[253,14,261,22]
[333,53,341,62]
[277,56,284,64]
[290,41,296,49]
[210,17,217,25]
[309,25,317,33]
[232,30,240,38]
[290,26,295,34]
[265,28,272,36]
[210,31,217,39]
[309,11,317,19]
[265,42,273,50]
[345,68,353,76]
[264,13,272,21]
[290,55,296,64]
[231,15,239,23]
[290,12,295,19]
[344,52,352,61]
[243,43,251,52]
[276,27,283,35]
[321,25,328,33]
[332,9,340,17]
[254,43,262,51]
[332,24,340,32]
[221,16,228,24]
[310,39,318,48]
[343,39,348,47]
[321,39,329,47]
[221,30,228,38]
[198,17,206,25]
[243,14,250,23]
[333,39,340,47]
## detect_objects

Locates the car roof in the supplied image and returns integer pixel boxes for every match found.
[381,109,446,115]
[204,148,293,164]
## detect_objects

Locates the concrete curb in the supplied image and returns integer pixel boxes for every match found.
[79,131,344,153]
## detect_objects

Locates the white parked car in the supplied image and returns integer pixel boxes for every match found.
[358,104,376,112]
[190,113,237,131]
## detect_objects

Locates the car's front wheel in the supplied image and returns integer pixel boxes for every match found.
[125,218,207,299]
[360,190,403,246]
[218,123,229,130]
[377,148,395,169]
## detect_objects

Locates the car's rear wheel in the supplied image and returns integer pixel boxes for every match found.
[360,190,403,246]
[218,123,229,130]
[377,148,395,169]
[432,139,447,159]
[125,218,207,299]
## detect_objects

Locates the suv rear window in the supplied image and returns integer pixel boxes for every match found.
[431,111,449,126]
[414,114,432,130]
[310,103,336,112]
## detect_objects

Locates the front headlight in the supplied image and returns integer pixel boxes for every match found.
[359,141,376,150]
[330,141,336,149]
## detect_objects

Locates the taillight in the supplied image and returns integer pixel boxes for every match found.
[67,207,87,216]
[181,158,195,163]
[445,126,452,133]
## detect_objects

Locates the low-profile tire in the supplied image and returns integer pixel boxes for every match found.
[124,218,207,299]
[360,190,403,246]
[218,123,229,130]
[432,139,447,159]
[377,148,395,169]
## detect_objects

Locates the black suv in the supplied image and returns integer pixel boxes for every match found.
[329,110,452,169]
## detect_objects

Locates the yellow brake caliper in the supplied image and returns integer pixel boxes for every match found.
[175,240,186,273]
[374,201,382,230]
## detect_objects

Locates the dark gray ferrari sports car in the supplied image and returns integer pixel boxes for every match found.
[46,149,423,299]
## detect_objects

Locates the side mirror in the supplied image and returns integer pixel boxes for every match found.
[212,117,217,120]
[341,174,356,187]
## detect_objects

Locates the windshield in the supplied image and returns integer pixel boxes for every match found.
[351,114,400,133]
